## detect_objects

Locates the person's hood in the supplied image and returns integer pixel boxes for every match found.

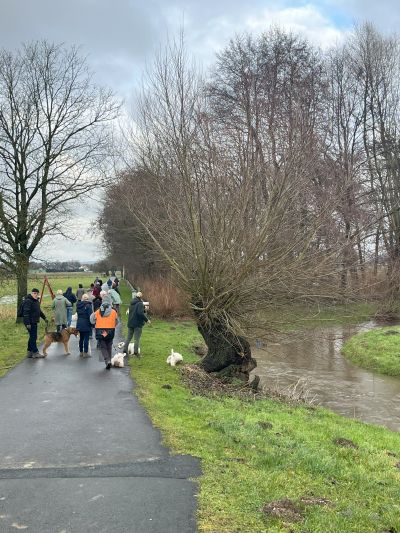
[26,294,37,302]
[55,294,65,300]
[100,303,112,317]
[101,294,112,305]
[131,297,142,305]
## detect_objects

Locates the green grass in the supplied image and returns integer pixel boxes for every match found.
[118,282,400,533]
[262,301,379,331]
[342,326,400,376]
[0,274,98,377]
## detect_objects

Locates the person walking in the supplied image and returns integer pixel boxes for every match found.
[22,288,48,358]
[90,298,118,369]
[109,286,122,316]
[52,289,71,332]
[76,284,85,301]
[63,287,77,326]
[123,291,151,357]
[76,294,92,357]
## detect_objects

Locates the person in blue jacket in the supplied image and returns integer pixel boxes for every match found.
[76,294,92,357]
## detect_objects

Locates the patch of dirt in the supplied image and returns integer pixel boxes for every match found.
[261,499,303,523]
[261,496,332,524]
[395,462,400,469]
[384,330,400,336]
[333,437,358,449]
[258,421,273,430]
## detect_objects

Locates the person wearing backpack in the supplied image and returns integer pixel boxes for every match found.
[22,288,48,358]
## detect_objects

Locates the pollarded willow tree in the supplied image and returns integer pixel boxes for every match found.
[0,41,119,313]
[113,31,345,383]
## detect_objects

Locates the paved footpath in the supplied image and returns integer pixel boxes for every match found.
[0,326,200,532]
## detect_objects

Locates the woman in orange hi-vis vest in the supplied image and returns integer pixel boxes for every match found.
[90,299,118,369]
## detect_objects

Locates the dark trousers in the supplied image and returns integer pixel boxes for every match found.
[56,324,66,332]
[79,331,90,353]
[99,337,113,364]
[27,323,38,353]
[123,327,142,354]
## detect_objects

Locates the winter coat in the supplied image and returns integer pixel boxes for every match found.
[92,296,102,312]
[76,287,86,301]
[52,295,71,325]
[109,288,122,305]
[23,294,46,325]
[76,300,93,332]
[63,288,77,308]
[92,285,101,298]
[127,297,148,329]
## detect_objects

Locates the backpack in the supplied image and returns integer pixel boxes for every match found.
[17,298,26,318]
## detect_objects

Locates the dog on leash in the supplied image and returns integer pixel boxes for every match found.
[111,352,125,368]
[42,327,79,357]
[167,349,183,367]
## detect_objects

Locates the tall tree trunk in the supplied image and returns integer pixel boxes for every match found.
[15,254,29,322]
[197,318,257,382]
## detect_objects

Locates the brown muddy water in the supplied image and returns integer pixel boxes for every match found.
[252,322,400,432]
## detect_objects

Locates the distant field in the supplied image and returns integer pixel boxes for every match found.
[0,273,100,299]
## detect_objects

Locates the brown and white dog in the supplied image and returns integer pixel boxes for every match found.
[43,327,79,357]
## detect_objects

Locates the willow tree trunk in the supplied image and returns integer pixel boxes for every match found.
[197,319,257,382]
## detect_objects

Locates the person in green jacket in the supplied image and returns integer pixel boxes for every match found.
[52,290,72,332]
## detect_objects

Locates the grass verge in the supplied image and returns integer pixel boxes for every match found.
[119,283,400,533]
[342,326,400,376]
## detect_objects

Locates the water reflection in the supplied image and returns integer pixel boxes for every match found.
[252,322,400,431]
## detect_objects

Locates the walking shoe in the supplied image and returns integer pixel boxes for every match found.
[26,351,33,358]
[134,348,141,357]
[31,352,45,359]
[106,362,111,370]
[83,352,92,358]
[79,352,84,357]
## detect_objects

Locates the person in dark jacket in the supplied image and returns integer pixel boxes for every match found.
[23,288,48,358]
[123,291,151,356]
[76,294,92,357]
[63,287,77,326]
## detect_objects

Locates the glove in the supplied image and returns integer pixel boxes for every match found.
[26,324,31,331]
[147,320,152,326]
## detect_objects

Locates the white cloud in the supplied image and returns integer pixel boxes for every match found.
[245,4,346,49]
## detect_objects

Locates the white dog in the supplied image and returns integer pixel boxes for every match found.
[167,349,183,367]
[111,352,125,368]
[117,341,139,356]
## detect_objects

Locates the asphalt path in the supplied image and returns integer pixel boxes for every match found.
[0,323,200,532]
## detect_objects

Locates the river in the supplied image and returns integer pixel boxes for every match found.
[252,321,400,432]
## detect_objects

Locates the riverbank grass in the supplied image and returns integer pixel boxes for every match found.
[119,287,400,532]
[342,326,400,376]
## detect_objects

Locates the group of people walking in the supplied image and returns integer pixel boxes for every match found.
[22,276,150,370]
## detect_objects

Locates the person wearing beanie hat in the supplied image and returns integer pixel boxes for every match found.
[123,290,151,356]
[22,288,48,358]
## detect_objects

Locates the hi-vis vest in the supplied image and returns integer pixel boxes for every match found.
[94,309,118,329]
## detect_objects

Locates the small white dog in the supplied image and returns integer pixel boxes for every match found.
[117,341,139,356]
[111,352,125,368]
[167,349,183,367]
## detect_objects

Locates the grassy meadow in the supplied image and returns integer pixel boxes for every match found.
[118,282,400,533]
[0,273,97,376]
[342,326,400,376]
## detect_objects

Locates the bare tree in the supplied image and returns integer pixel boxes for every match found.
[114,33,343,382]
[0,41,119,313]
[349,24,400,307]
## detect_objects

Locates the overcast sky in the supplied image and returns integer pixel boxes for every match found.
[1,0,398,263]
